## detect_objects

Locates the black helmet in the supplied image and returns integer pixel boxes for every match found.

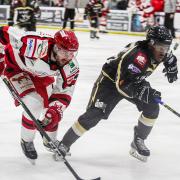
[146,25,172,45]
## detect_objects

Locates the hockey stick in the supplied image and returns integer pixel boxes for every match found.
[155,98,180,118]
[2,77,101,180]
[171,36,180,52]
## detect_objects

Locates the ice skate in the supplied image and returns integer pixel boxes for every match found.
[90,35,95,39]
[52,141,71,161]
[21,139,37,165]
[95,35,100,39]
[94,31,100,39]
[129,127,150,162]
[90,31,95,39]
[99,30,108,33]
[43,139,54,153]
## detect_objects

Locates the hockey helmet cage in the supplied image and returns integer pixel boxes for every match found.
[54,30,79,52]
[146,25,173,45]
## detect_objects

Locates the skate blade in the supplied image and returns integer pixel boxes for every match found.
[44,146,54,153]
[129,148,148,162]
[27,158,36,165]
[52,152,71,161]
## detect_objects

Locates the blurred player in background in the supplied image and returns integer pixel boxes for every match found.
[62,0,79,31]
[135,0,155,29]
[8,0,40,31]
[84,0,104,39]
[164,0,177,39]
[99,0,110,33]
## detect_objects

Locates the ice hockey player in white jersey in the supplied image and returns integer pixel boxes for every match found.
[0,26,79,164]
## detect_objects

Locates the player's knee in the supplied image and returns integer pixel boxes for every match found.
[22,92,44,119]
[138,113,157,127]
[143,104,160,119]
[78,108,104,130]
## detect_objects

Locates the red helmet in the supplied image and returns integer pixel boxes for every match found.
[90,0,99,4]
[54,30,79,52]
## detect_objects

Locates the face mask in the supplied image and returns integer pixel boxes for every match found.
[53,45,76,66]
[150,41,171,62]
[154,42,170,53]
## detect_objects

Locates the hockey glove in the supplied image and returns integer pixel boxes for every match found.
[83,14,87,20]
[163,53,178,83]
[135,84,161,104]
[41,103,63,131]
[7,18,14,26]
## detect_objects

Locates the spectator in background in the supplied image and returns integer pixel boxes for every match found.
[54,0,64,7]
[62,0,79,31]
[151,0,164,13]
[164,0,177,38]
[135,0,155,29]
[117,0,129,10]
[0,0,10,5]
[176,0,180,12]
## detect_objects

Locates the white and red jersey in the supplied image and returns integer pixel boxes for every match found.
[101,0,109,17]
[0,43,4,75]
[134,0,155,27]
[177,0,180,12]
[136,0,154,18]
[0,26,79,110]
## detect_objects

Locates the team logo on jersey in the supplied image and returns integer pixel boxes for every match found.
[36,39,48,58]
[128,64,141,74]
[11,73,30,84]
[95,99,107,113]
[134,52,147,68]
[25,38,35,57]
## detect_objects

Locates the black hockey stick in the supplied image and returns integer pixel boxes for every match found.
[155,98,180,118]
[2,77,101,180]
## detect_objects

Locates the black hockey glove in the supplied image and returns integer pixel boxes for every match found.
[135,82,161,104]
[98,12,102,17]
[83,14,87,20]
[7,18,14,26]
[163,53,178,83]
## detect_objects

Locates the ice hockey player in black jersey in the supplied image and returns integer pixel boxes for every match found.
[8,0,40,31]
[56,25,178,162]
[84,0,104,39]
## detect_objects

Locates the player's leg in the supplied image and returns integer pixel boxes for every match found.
[63,9,69,29]
[21,91,44,161]
[94,17,100,39]
[58,73,123,156]
[130,100,159,162]
[69,9,75,30]
[7,72,45,162]
[89,17,96,39]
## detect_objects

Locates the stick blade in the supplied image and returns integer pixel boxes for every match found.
[79,177,101,180]
[92,177,101,180]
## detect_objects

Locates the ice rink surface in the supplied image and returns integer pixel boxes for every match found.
[0,30,180,180]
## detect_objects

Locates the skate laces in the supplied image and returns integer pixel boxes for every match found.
[136,137,148,150]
